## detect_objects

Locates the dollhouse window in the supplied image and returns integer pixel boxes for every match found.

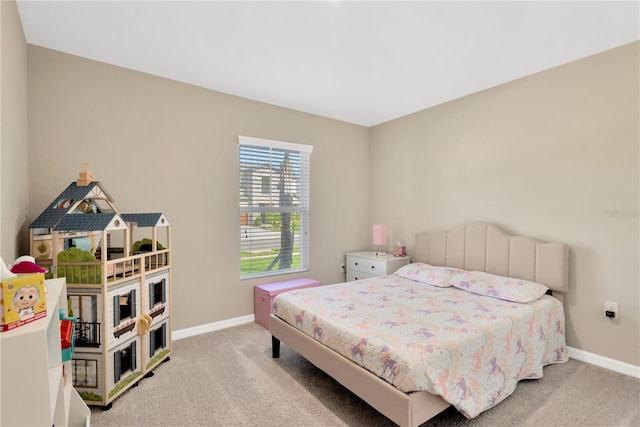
[150,323,167,357]
[72,359,98,388]
[114,341,137,382]
[113,290,136,326]
[70,295,101,347]
[64,236,92,251]
[149,278,166,308]
[71,294,97,322]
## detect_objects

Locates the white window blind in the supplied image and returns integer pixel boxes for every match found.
[239,136,312,278]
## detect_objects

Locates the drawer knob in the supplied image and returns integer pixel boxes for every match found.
[371,265,375,269]
[355,262,358,266]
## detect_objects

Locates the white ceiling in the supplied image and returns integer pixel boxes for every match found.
[16,1,640,127]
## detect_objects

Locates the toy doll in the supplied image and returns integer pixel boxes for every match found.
[13,285,41,320]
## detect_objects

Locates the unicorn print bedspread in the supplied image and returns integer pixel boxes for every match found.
[273,275,568,418]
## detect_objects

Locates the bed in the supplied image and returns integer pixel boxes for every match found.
[270,222,569,427]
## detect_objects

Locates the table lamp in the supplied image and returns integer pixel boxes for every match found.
[373,224,387,256]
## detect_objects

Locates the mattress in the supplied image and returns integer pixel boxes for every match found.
[273,274,568,418]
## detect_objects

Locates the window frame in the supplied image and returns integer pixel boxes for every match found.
[72,359,98,388]
[239,136,312,279]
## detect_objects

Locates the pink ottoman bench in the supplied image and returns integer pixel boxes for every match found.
[254,278,321,330]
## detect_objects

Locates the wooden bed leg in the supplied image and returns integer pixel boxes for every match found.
[272,335,281,358]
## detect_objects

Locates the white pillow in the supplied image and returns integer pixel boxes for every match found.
[394,263,465,287]
[449,271,549,303]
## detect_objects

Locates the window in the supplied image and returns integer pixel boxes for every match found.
[72,359,98,388]
[149,278,166,308]
[70,294,98,322]
[114,341,137,383]
[150,323,167,357]
[70,294,101,347]
[113,289,136,326]
[261,176,271,194]
[239,136,313,278]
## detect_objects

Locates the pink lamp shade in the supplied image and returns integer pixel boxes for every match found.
[373,224,387,246]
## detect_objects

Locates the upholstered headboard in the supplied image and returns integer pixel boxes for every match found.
[414,222,569,294]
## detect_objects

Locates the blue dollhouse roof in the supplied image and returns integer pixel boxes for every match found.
[30,179,168,233]
[121,213,169,227]
[54,213,125,232]
[30,182,101,229]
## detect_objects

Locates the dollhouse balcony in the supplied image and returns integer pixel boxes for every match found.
[36,250,169,285]
[75,320,101,347]
[140,250,170,272]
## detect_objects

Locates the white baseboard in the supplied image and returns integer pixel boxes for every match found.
[172,314,255,341]
[568,346,640,379]
[173,319,639,379]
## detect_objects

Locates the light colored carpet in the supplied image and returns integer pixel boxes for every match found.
[91,322,640,427]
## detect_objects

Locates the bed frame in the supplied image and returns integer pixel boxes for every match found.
[270,222,569,427]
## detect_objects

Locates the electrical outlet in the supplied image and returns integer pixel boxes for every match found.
[604,301,619,320]
[340,264,346,273]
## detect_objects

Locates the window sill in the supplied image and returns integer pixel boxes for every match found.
[240,267,309,281]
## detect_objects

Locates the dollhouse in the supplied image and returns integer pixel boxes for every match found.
[29,166,171,408]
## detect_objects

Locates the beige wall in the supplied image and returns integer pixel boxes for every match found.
[0,0,30,260]
[370,42,639,366]
[27,46,371,331]
[13,32,639,366]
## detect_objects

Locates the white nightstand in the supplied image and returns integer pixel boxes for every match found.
[345,251,411,281]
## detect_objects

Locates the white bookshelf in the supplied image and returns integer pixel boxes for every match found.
[0,278,90,427]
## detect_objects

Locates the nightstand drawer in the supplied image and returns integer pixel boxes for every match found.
[347,255,386,275]
[346,270,378,282]
[345,251,411,281]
